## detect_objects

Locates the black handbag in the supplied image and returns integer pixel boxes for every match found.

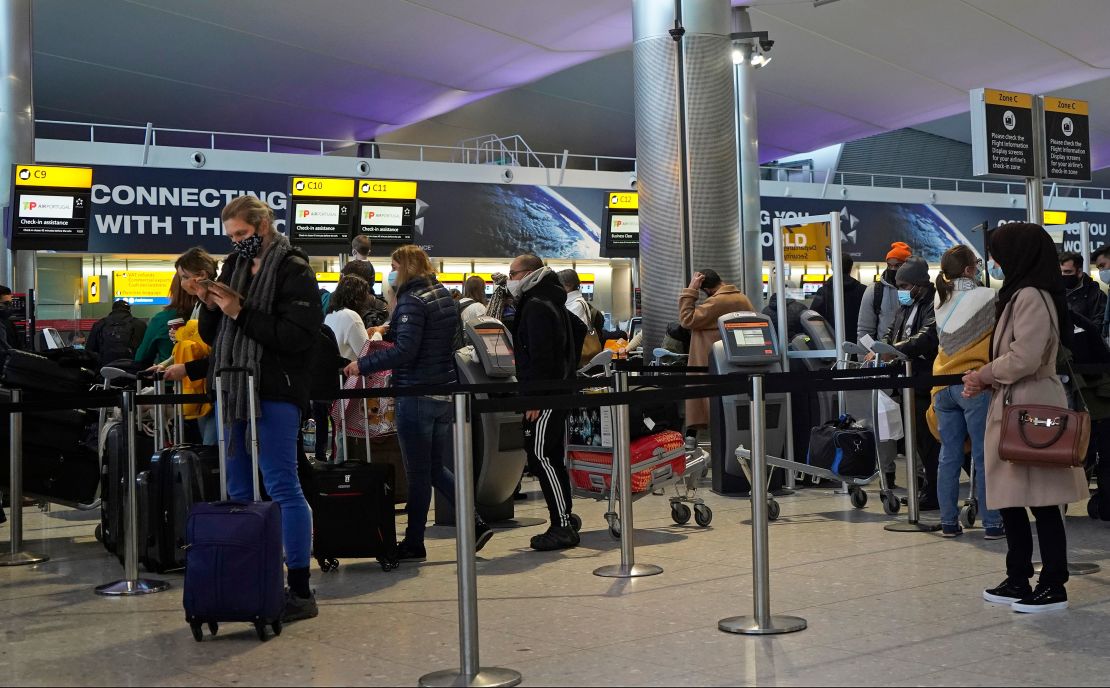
[807,416,877,478]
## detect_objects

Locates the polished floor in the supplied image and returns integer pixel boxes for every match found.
[1,473,1108,687]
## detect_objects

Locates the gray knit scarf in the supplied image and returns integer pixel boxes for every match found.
[211,233,292,420]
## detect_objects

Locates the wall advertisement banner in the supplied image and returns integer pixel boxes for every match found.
[70,165,1110,262]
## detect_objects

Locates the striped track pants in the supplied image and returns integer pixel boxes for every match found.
[524,409,572,528]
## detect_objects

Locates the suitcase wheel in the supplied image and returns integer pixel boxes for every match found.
[190,623,204,643]
[271,621,282,637]
[94,524,104,543]
[208,622,218,637]
[319,557,340,573]
[379,558,398,572]
[254,621,269,642]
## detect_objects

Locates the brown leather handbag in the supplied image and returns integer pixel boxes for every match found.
[997,291,1090,468]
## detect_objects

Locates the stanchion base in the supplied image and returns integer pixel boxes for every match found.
[718,615,808,635]
[0,551,49,567]
[94,578,170,596]
[418,667,522,688]
[1034,562,1101,576]
[592,563,664,578]
[884,521,942,533]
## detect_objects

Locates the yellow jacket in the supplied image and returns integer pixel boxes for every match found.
[926,331,992,440]
[173,320,212,420]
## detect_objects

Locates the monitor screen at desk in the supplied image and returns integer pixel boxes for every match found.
[720,317,778,363]
[473,326,515,374]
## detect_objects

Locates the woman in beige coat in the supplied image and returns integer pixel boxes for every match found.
[678,269,754,432]
[963,222,1088,613]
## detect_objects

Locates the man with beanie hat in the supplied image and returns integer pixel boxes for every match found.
[885,255,940,510]
[857,242,912,344]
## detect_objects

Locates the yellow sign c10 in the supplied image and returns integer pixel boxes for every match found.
[608,192,638,210]
[15,165,93,189]
[291,177,355,198]
[358,180,418,200]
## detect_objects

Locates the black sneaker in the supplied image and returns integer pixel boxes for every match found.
[983,578,1033,605]
[475,521,494,553]
[1012,584,1068,613]
[941,523,963,538]
[396,541,427,562]
[283,589,319,622]
[530,526,580,552]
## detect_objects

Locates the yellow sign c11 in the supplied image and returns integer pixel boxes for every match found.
[15,165,93,189]
[608,192,638,210]
[358,180,418,200]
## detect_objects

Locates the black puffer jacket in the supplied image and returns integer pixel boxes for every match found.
[198,247,322,409]
[357,276,458,387]
[512,269,587,383]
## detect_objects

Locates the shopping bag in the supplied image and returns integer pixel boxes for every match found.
[876,390,904,441]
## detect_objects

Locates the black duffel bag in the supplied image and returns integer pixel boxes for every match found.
[807,416,876,478]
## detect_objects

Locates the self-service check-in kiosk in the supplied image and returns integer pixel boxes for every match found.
[791,310,839,422]
[435,316,528,525]
[709,312,788,496]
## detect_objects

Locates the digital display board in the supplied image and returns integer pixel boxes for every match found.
[113,271,175,305]
[287,176,356,248]
[357,179,417,244]
[601,191,639,258]
[11,165,93,250]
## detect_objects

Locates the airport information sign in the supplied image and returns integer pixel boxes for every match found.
[113,270,174,305]
[971,88,1035,179]
[601,191,639,258]
[357,179,417,244]
[287,176,356,247]
[1041,96,1091,182]
[781,221,829,263]
[10,164,94,250]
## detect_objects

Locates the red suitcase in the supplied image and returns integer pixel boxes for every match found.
[568,430,686,495]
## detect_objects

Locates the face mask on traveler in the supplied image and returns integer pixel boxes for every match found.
[231,233,263,261]
[507,279,523,298]
[988,261,1005,281]
[1100,269,1110,285]
[386,271,398,288]
[1062,274,1080,289]
[883,267,899,284]
[897,289,914,307]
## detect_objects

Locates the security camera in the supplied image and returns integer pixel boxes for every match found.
[189,151,206,168]
[356,160,371,176]
[501,168,514,183]
[629,172,637,189]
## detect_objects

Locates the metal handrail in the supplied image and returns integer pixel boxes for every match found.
[34,119,635,172]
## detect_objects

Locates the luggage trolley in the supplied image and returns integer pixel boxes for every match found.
[564,351,712,538]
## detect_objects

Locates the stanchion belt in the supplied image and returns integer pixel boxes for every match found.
[0,390,124,413]
[763,373,965,395]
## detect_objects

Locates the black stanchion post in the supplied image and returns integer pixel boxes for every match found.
[94,389,170,596]
[419,393,521,688]
[719,375,806,635]
[594,368,663,579]
[885,360,941,533]
[0,389,49,567]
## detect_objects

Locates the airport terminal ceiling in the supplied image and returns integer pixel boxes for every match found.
[28,0,1110,168]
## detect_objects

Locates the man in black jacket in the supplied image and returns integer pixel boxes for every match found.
[1060,251,1106,351]
[509,254,587,551]
[810,254,867,344]
[886,256,940,509]
[86,300,147,369]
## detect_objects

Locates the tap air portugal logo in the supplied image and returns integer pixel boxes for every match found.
[361,205,404,226]
[20,195,74,218]
[295,203,340,224]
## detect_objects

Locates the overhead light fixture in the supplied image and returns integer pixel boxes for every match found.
[730,30,774,69]
[750,43,772,69]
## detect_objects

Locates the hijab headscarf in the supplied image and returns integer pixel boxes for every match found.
[987,222,1070,354]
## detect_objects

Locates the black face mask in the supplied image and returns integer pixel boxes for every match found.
[1062,274,1080,289]
[883,268,898,283]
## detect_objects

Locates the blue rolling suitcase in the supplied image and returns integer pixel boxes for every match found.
[183,369,284,642]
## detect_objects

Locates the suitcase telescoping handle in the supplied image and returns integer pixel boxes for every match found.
[213,367,261,502]
[337,373,373,464]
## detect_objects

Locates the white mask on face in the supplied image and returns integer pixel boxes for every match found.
[507,279,523,298]
[1100,269,1110,285]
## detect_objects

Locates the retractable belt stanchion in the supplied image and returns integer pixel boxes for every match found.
[0,389,49,567]
[885,360,940,533]
[95,389,170,596]
[419,394,521,688]
[719,375,806,635]
[593,368,663,579]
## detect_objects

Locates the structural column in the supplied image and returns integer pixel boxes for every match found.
[633,0,740,352]
[732,7,764,308]
[0,0,34,287]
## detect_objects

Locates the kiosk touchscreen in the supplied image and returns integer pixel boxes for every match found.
[436,316,528,525]
[708,312,788,496]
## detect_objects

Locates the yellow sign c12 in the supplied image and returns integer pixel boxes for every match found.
[608,192,638,210]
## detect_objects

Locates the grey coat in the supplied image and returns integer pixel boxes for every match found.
[856,280,900,343]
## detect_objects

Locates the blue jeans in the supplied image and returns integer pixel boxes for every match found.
[934,385,1001,529]
[197,412,218,446]
[396,396,455,545]
[225,400,312,570]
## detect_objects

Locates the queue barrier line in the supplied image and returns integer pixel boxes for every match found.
[0,389,49,567]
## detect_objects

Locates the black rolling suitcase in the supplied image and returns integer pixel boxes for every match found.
[138,445,220,573]
[1,349,94,393]
[99,417,154,559]
[305,386,398,573]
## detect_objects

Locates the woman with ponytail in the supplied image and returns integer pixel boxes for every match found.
[929,245,1003,539]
